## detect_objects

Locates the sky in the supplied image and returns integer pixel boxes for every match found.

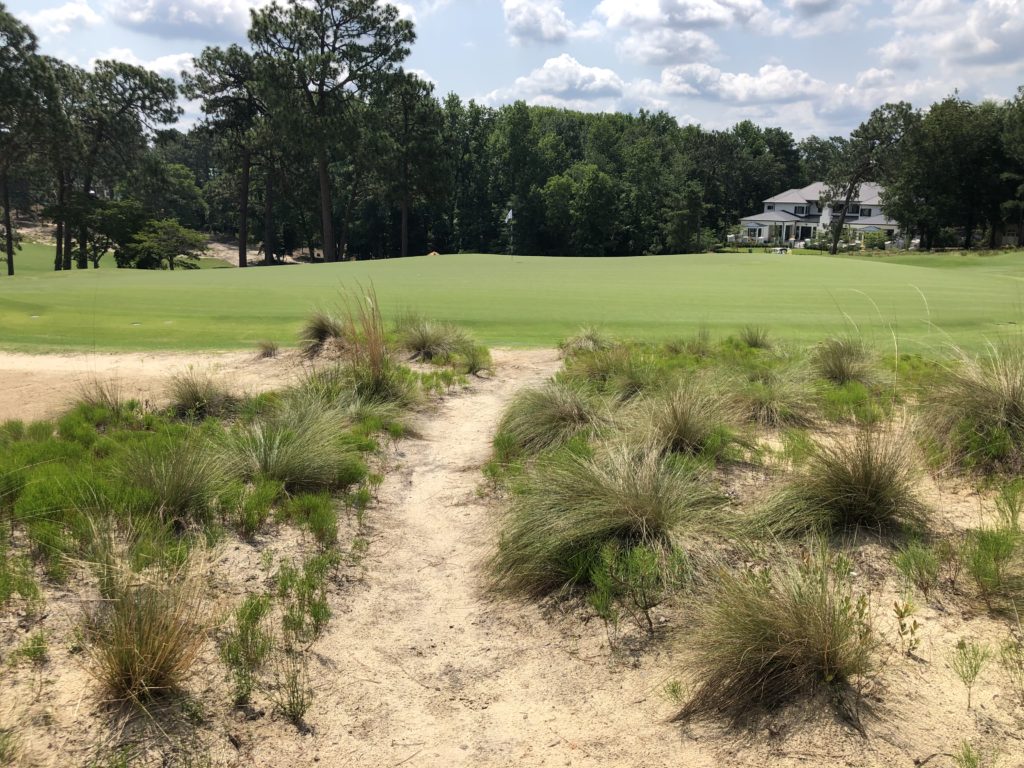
[8,0,1024,137]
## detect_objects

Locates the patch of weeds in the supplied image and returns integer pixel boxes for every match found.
[738,325,771,350]
[277,553,338,649]
[812,336,877,387]
[271,652,314,728]
[894,540,940,598]
[962,525,1020,608]
[220,594,274,706]
[561,346,658,402]
[559,326,615,356]
[167,369,237,420]
[674,544,875,725]
[780,428,815,465]
[998,625,1024,708]
[10,630,48,666]
[256,340,279,359]
[0,543,42,613]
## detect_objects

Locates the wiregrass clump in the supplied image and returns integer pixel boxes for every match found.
[675,546,875,724]
[813,336,877,386]
[559,326,615,357]
[488,442,719,597]
[494,382,609,459]
[395,314,473,362]
[628,377,741,461]
[561,346,658,401]
[759,428,925,537]
[731,361,817,428]
[738,324,771,349]
[298,310,345,357]
[219,400,365,493]
[166,369,238,419]
[84,561,208,704]
[920,344,1024,473]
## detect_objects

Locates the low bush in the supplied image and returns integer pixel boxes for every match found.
[285,492,338,548]
[675,546,875,724]
[921,344,1024,473]
[559,326,615,356]
[813,336,877,386]
[461,344,493,376]
[488,442,719,597]
[166,368,237,419]
[963,525,1020,607]
[494,382,609,458]
[759,428,925,537]
[84,562,208,704]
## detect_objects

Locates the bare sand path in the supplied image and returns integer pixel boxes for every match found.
[0,350,299,422]
[244,348,709,768]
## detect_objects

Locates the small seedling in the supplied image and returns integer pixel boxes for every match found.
[950,638,991,709]
[894,541,940,598]
[271,652,314,728]
[893,596,920,656]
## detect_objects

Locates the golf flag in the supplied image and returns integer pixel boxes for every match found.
[505,209,513,223]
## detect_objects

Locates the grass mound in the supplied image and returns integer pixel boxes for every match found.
[489,442,719,597]
[395,314,473,361]
[298,309,345,357]
[219,400,365,493]
[675,546,875,724]
[629,377,741,460]
[495,382,609,458]
[759,428,925,536]
[813,336,877,386]
[921,344,1024,473]
[559,326,615,356]
[166,368,237,419]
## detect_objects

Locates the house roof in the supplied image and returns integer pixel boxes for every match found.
[740,210,802,224]
[763,181,886,206]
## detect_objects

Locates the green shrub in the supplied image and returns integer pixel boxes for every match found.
[461,344,492,376]
[813,336,877,386]
[220,400,366,493]
[495,382,609,458]
[75,377,129,417]
[630,378,741,461]
[759,428,925,537]
[84,563,208,704]
[963,526,1019,606]
[285,492,338,548]
[950,638,991,709]
[278,553,336,648]
[559,326,615,356]
[489,443,719,597]
[167,368,237,419]
[675,546,874,724]
[271,652,314,726]
[224,478,284,539]
[920,344,1024,473]
[733,362,816,428]
[220,594,274,706]
[820,381,887,424]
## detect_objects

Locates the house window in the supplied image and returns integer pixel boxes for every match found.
[848,204,860,215]
[766,204,775,211]
[794,205,806,215]
[861,208,872,217]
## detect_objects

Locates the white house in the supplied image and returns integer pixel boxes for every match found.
[739,181,899,244]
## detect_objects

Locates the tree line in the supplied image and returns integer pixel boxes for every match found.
[2,0,1023,275]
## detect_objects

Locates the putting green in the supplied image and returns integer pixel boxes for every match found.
[1,242,1022,352]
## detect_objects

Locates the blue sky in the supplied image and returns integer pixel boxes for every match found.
[10,0,1024,137]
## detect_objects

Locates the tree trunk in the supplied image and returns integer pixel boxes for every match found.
[963,215,974,250]
[401,194,409,259]
[2,171,14,276]
[78,176,91,269]
[54,172,65,271]
[317,150,336,262]
[238,147,251,268]
[263,165,274,264]
[62,218,72,270]
[829,186,857,255]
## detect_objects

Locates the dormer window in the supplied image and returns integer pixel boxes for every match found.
[766,204,775,211]
[861,208,872,217]
[794,205,806,215]
[848,204,860,215]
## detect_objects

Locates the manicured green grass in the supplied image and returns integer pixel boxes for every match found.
[2,242,1023,352]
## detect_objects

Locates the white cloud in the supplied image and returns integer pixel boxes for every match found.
[596,0,771,29]
[104,0,264,39]
[502,0,601,44]
[91,47,196,79]
[618,28,719,65]
[654,62,829,103]
[483,53,626,109]
[20,1,102,39]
